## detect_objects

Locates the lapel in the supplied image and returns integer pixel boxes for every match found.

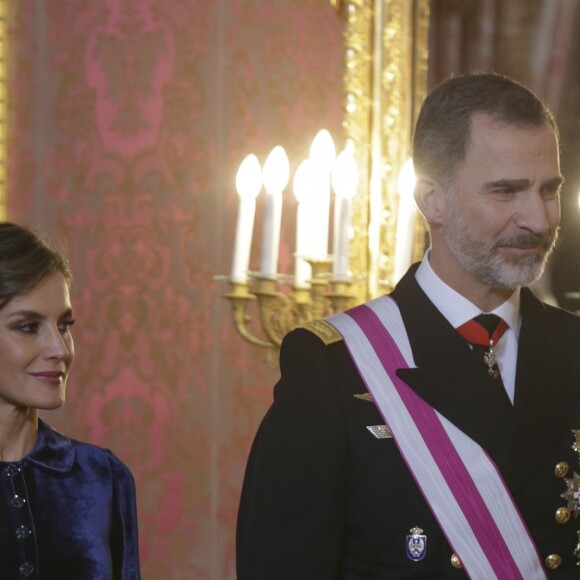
[392,271,580,491]
[495,289,580,491]
[392,266,513,457]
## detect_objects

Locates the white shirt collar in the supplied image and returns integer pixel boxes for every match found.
[414,251,521,336]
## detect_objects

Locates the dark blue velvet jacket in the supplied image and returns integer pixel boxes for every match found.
[0,419,141,579]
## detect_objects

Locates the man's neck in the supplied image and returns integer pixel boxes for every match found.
[428,250,515,312]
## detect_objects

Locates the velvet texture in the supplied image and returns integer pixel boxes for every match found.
[0,419,140,579]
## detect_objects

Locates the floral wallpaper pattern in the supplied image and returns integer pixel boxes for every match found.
[8,1,578,578]
[7,1,343,578]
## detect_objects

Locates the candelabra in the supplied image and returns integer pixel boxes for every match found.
[224,259,358,348]
[222,260,361,349]
[217,0,430,350]
[219,130,364,348]
[218,126,420,349]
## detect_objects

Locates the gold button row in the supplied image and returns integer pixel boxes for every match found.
[545,553,562,570]
[448,461,577,573]
[555,461,569,478]
[555,507,571,524]
[450,552,566,571]
[551,460,572,573]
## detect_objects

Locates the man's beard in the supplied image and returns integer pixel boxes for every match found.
[444,202,559,290]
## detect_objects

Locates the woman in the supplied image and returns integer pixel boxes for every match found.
[0,222,140,579]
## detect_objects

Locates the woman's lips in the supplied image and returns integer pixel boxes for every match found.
[30,371,65,385]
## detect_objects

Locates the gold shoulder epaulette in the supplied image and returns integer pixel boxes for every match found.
[299,319,343,346]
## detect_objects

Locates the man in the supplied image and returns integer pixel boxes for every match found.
[237,73,580,578]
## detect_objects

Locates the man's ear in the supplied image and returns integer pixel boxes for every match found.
[414,177,446,225]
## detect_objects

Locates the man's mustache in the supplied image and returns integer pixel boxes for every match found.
[495,229,559,252]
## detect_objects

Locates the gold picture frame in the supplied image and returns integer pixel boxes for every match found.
[0,0,6,219]
[334,0,429,300]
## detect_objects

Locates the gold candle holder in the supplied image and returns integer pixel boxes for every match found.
[220,258,360,349]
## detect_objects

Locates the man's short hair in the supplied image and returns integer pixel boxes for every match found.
[412,72,559,186]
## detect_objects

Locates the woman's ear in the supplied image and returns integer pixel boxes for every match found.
[414,177,446,225]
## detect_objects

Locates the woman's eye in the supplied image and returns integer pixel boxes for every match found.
[58,318,76,333]
[14,322,39,334]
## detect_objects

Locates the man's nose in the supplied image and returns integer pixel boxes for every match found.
[515,191,556,234]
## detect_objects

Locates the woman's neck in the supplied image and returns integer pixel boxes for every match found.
[0,408,39,461]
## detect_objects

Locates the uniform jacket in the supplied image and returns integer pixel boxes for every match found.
[0,419,141,579]
[237,265,580,579]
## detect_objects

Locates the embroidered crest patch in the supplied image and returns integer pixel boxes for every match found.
[406,527,427,562]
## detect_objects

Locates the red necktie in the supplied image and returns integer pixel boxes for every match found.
[456,314,507,379]
[457,314,508,347]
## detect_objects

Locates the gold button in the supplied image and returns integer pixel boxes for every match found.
[555,462,569,478]
[545,553,562,570]
[450,553,462,569]
[555,507,571,524]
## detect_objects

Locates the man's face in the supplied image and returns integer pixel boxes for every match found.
[441,113,562,291]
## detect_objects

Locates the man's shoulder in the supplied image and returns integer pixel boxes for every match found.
[297,319,343,346]
[526,289,580,326]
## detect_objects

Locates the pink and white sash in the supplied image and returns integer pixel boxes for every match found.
[327,296,546,580]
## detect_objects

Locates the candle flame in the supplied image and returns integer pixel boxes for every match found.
[263,146,290,194]
[236,154,262,199]
[331,149,358,199]
[397,158,416,201]
[309,129,336,173]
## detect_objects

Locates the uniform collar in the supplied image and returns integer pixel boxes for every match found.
[415,251,520,337]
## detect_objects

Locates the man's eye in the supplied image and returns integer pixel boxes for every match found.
[542,188,560,199]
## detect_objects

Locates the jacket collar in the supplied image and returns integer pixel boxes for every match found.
[392,266,513,458]
[392,267,580,491]
[496,289,580,490]
[22,418,76,475]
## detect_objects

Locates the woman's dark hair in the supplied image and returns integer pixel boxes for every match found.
[0,222,72,309]
[412,72,559,186]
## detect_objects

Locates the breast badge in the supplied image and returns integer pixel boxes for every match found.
[560,472,580,518]
[366,425,392,439]
[556,430,580,568]
[572,429,580,455]
[406,527,427,562]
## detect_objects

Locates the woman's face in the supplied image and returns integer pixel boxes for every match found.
[0,272,75,413]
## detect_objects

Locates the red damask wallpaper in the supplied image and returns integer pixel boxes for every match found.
[7,1,343,578]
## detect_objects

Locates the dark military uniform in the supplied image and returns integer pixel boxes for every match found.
[237,266,580,578]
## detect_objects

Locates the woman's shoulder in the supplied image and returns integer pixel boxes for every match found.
[38,419,135,480]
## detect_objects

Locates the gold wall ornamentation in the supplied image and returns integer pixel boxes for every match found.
[0,0,6,219]
[222,0,429,350]
[335,0,429,300]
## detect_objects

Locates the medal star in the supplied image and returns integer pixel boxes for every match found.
[561,472,580,517]
[572,429,580,455]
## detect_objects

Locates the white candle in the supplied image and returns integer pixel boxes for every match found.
[309,130,335,260]
[331,148,358,280]
[309,171,330,260]
[332,196,352,280]
[231,154,262,283]
[293,159,316,288]
[260,146,289,278]
[392,158,417,284]
[260,190,283,277]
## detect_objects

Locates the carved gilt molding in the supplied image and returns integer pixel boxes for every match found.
[334,0,429,300]
[0,0,6,219]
